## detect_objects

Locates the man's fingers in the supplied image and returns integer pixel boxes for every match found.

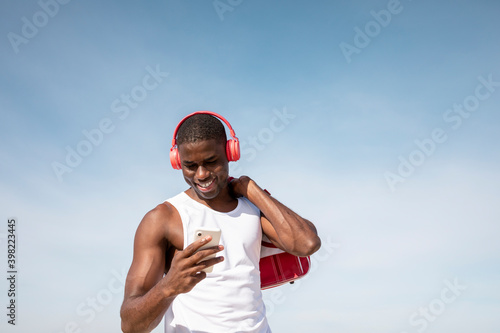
[181,235,214,257]
[189,245,224,265]
[190,271,207,283]
[194,255,225,271]
[173,238,224,277]
[178,238,224,265]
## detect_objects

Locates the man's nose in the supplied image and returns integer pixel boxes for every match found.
[196,165,210,179]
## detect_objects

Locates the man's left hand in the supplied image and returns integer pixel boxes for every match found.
[228,175,252,198]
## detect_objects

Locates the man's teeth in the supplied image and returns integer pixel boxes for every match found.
[198,179,214,188]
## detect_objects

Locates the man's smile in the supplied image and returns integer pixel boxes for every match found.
[196,178,216,192]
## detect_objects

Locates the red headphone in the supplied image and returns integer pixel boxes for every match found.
[169,111,240,170]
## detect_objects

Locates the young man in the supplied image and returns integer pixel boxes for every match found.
[120,112,321,333]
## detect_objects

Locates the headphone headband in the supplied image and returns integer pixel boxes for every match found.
[171,111,237,147]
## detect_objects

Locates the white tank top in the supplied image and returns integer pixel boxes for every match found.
[164,192,271,333]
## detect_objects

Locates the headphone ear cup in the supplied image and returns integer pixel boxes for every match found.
[170,147,182,170]
[226,138,240,162]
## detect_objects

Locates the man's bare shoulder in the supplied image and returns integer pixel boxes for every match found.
[136,201,183,249]
[145,201,178,222]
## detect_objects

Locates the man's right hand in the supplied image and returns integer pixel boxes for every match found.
[162,235,224,296]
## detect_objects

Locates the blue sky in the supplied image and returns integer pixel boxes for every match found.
[1,0,499,332]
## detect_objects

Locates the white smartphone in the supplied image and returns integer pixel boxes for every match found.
[193,228,221,273]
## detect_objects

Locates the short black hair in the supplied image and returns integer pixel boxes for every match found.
[176,113,227,146]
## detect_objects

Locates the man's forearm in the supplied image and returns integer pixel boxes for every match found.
[121,279,176,333]
[245,180,321,255]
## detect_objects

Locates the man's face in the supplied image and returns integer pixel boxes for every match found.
[178,139,229,201]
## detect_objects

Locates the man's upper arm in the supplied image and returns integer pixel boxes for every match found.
[123,206,171,299]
